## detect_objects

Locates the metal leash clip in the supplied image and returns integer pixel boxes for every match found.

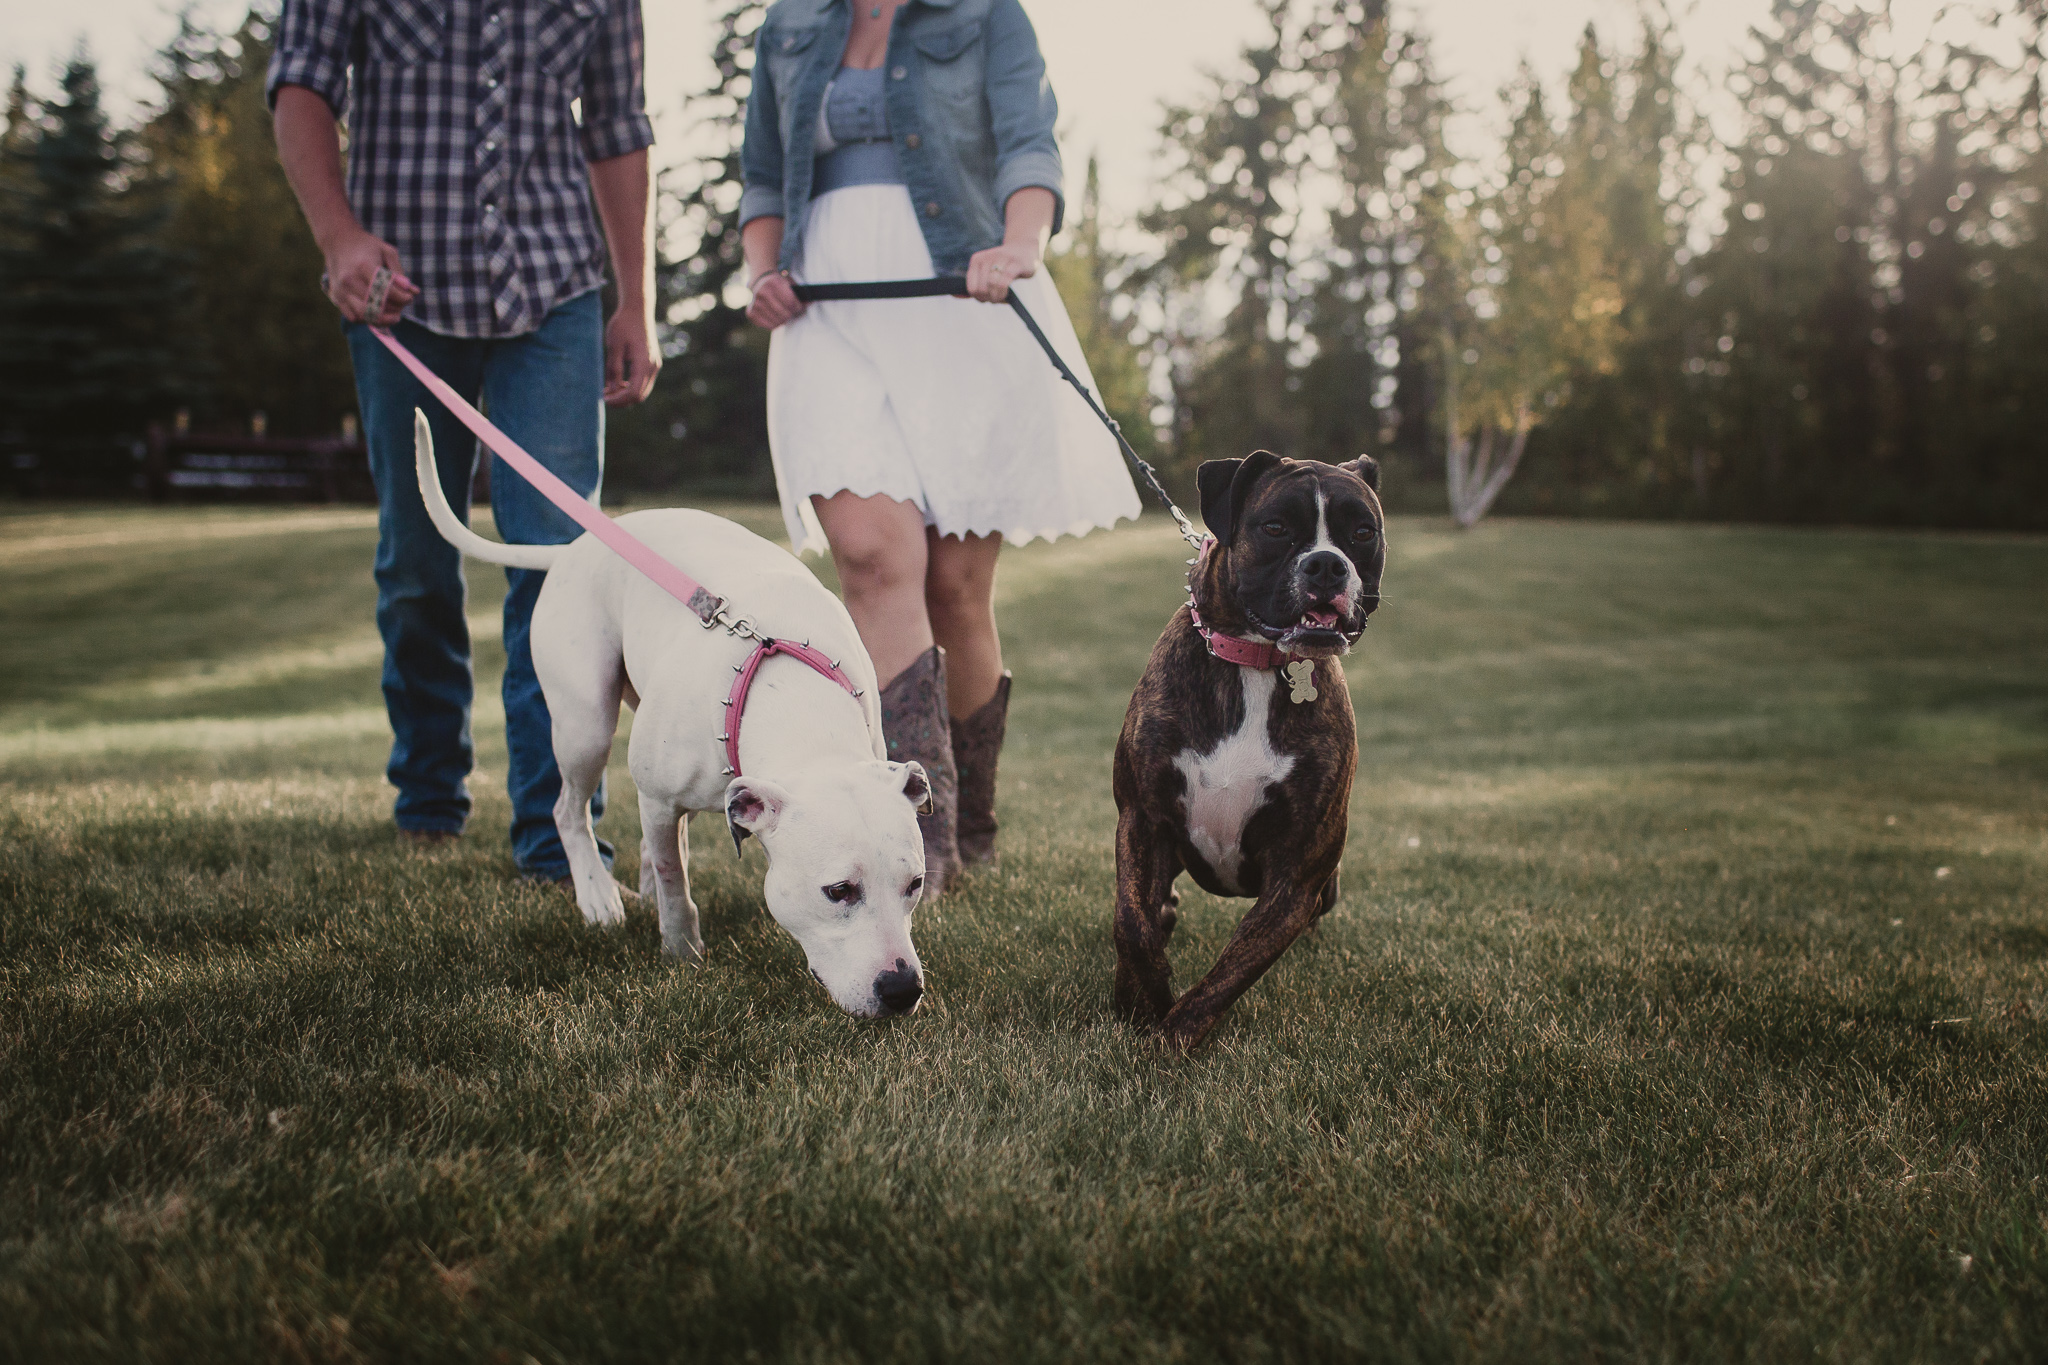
[705,601,767,644]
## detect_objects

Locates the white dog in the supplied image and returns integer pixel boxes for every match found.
[414,413,930,1017]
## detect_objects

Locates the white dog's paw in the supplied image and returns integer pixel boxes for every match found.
[661,932,706,965]
[578,876,628,929]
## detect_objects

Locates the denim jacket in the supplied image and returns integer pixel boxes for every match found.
[739,0,1064,274]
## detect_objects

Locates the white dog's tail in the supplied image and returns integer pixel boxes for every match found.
[413,409,562,570]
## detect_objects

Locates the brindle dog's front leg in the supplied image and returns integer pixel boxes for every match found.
[1157,877,1329,1052]
[1113,807,1182,1026]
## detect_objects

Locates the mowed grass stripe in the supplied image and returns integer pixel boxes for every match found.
[0,504,2043,1362]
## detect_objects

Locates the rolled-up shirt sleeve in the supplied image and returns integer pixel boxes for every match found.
[265,0,356,117]
[986,0,1064,235]
[580,0,656,162]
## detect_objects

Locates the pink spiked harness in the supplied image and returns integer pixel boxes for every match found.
[371,324,866,778]
[720,638,861,777]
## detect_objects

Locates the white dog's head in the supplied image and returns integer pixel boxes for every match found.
[724,761,932,1018]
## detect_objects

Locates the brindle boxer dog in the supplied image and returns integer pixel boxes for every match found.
[1112,450,1384,1051]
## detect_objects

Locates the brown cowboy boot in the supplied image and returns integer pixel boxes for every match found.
[879,645,959,895]
[951,670,1011,865]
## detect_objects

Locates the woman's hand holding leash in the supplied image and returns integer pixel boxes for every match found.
[968,186,1058,304]
[965,241,1040,304]
[748,270,808,330]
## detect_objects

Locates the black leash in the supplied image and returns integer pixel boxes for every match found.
[790,276,1205,549]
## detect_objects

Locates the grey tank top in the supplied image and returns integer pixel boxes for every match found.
[812,66,904,197]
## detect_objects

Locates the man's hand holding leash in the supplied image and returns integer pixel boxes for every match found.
[274,86,418,326]
[322,228,417,326]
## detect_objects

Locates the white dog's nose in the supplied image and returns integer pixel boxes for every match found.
[873,959,923,1016]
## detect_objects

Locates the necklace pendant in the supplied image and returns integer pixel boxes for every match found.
[870,5,881,16]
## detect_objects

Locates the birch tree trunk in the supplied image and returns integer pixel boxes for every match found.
[1443,356,1535,528]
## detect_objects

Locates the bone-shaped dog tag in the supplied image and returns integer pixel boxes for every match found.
[1285,659,1318,704]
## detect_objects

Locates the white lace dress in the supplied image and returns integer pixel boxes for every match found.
[765,182,1142,554]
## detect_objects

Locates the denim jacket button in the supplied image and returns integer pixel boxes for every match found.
[892,65,907,79]
[904,133,921,149]
[925,201,942,217]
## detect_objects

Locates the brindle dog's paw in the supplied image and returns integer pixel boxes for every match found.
[1112,973,1170,1029]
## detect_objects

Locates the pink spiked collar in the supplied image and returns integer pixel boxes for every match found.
[1188,536,1288,670]
[722,638,862,777]
[1189,604,1289,670]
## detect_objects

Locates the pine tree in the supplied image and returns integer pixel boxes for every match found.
[0,68,32,291]
[144,10,353,436]
[1141,0,1316,471]
[1295,5,1454,487]
[1046,154,1160,464]
[1,66,29,170]
[1695,0,2045,524]
[1502,14,1702,517]
[0,56,185,444]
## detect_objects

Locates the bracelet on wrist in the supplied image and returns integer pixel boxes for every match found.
[748,268,788,292]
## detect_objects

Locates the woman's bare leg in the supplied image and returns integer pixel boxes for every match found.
[925,529,1004,716]
[811,492,933,686]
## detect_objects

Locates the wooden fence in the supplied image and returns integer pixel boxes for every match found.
[143,428,373,503]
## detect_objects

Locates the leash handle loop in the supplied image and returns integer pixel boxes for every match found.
[791,276,968,302]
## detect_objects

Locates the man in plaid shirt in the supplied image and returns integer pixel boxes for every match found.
[268,0,658,885]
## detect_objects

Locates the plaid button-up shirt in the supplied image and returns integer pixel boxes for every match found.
[268,0,654,338]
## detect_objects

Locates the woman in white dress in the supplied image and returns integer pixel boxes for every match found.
[738,0,1139,890]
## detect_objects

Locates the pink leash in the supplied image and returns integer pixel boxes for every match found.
[370,324,861,776]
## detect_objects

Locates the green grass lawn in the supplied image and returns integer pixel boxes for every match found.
[2,501,2044,1363]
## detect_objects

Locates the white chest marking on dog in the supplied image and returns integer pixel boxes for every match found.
[1173,668,1294,894]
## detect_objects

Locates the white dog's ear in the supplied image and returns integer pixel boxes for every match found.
[899,762,934,816]
[724,777,791,855]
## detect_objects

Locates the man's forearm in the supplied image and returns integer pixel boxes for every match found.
[590,149,654,318]
[273,84,360,251]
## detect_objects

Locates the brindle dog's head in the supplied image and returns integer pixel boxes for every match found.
[1196,451,1384,658]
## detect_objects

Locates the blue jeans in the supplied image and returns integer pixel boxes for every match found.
[345,290,611,880]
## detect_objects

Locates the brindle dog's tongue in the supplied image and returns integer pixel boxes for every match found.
[1301,594,1348,630]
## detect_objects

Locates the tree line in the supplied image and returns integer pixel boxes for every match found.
[2,1,2044,528]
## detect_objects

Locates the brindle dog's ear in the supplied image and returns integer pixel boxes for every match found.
[1197,450,1283,544]
[1340,453,1381,492]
